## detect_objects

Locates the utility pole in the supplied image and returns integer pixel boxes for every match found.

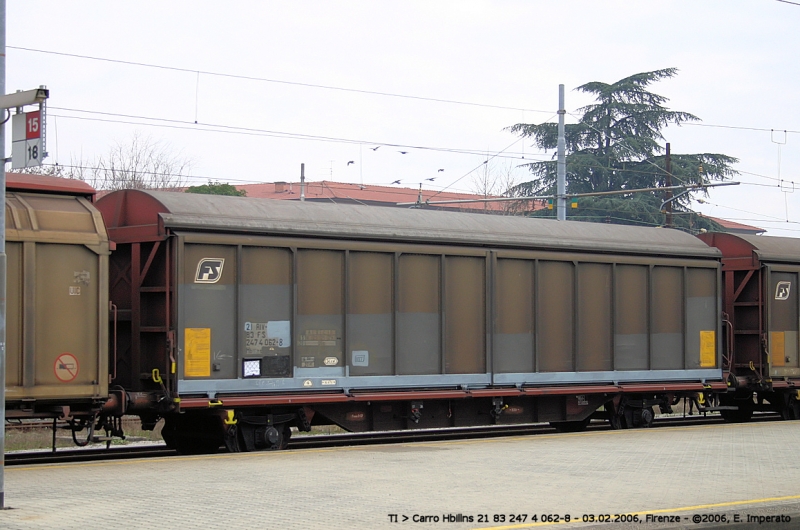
[557,84,566,221]
[1,0,7,510]
[665,142,673,228]
[300,163,305,202]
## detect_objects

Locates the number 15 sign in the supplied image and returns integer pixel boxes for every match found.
[12,109,45,169]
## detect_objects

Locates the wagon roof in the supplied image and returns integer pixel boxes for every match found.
[97,189,720,258]
[5,173,96,198]
[700,232,800,264]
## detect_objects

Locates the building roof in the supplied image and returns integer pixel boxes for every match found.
[236,180,766,235]
[704,216,765,235]
[235,180,534,213]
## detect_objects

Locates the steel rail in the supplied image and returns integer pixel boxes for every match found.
[5,413,779,466]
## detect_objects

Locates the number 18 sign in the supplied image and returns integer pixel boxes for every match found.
[11,109,44,169]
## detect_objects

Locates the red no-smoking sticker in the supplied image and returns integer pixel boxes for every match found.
[54,353,80,382]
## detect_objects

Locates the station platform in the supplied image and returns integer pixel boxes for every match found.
[2,420,799,529]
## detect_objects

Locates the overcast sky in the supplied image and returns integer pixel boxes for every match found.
[5,1,799,235]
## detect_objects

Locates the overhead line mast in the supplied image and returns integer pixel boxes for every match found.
[557,84,566,221]
[1,0,6,510]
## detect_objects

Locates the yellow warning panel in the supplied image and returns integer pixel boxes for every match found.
[185,328,211,377]
[700,330,716,368]
[771,331,786,367]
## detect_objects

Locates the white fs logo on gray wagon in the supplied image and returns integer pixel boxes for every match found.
[195,258,225,283]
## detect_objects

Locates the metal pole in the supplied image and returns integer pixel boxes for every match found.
[300,163,305,202]
[665,142,673,228]
[0,0,7,510]
[556,84,566,221]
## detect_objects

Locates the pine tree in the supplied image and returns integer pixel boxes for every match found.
[506,68,738,231]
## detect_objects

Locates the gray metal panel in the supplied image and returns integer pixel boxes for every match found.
[396,313,440,374]
[295,314,343,371]
[651,266,684,370]
[494,333,535,373]
[240,284,293,375]
[180,284,237,379]
[493,369,722,385]
[686,296,716,369]
[494,258,534,374]
[614,264,649,370]
[614,334,648,370]
[538,260,574,372]
[176,368,721,396]
[444,256,485,374]
[576,262,612,371]
[785,331,798,369]
[347,313,393,375]
[294,367,344,377]
[651,333,684,370]
[769,271,798,333]
[177,373,492,396]
[131,190,719,258]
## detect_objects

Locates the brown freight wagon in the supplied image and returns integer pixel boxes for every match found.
[4,174,110,429]
[97,190,725,453]
[698,232,800,420]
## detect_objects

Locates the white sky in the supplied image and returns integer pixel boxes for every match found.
[5,1,800,235]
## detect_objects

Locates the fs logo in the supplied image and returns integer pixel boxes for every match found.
[195,258,225,284]
[775,281,792,301]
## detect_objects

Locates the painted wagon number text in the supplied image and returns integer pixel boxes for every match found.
[245,337,283,347]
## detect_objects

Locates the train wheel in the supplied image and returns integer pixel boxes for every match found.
[779,394,800,421]
[638,407,655,428]
[550,419,591,433]
[265,424,292,450]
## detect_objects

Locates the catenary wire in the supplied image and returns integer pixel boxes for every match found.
[57,106,798,183]
[49,108,555,162]
[50,106,799,226]
[8,45,553,114]
[684,122,800,134]
[697,199,791,222]
[54,108,771,194]
[13,46,800,136]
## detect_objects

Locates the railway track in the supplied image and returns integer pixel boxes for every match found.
[7,412,779,466]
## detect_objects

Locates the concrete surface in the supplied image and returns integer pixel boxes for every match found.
[2,421,799,529]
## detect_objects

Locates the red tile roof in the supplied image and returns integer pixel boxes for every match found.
[234,180,540,213]
[704,216,765,234]
[235,181,765,234]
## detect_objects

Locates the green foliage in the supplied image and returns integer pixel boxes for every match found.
[185,181,246,196]
[506,68,738,230]
[530,196,723,232]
